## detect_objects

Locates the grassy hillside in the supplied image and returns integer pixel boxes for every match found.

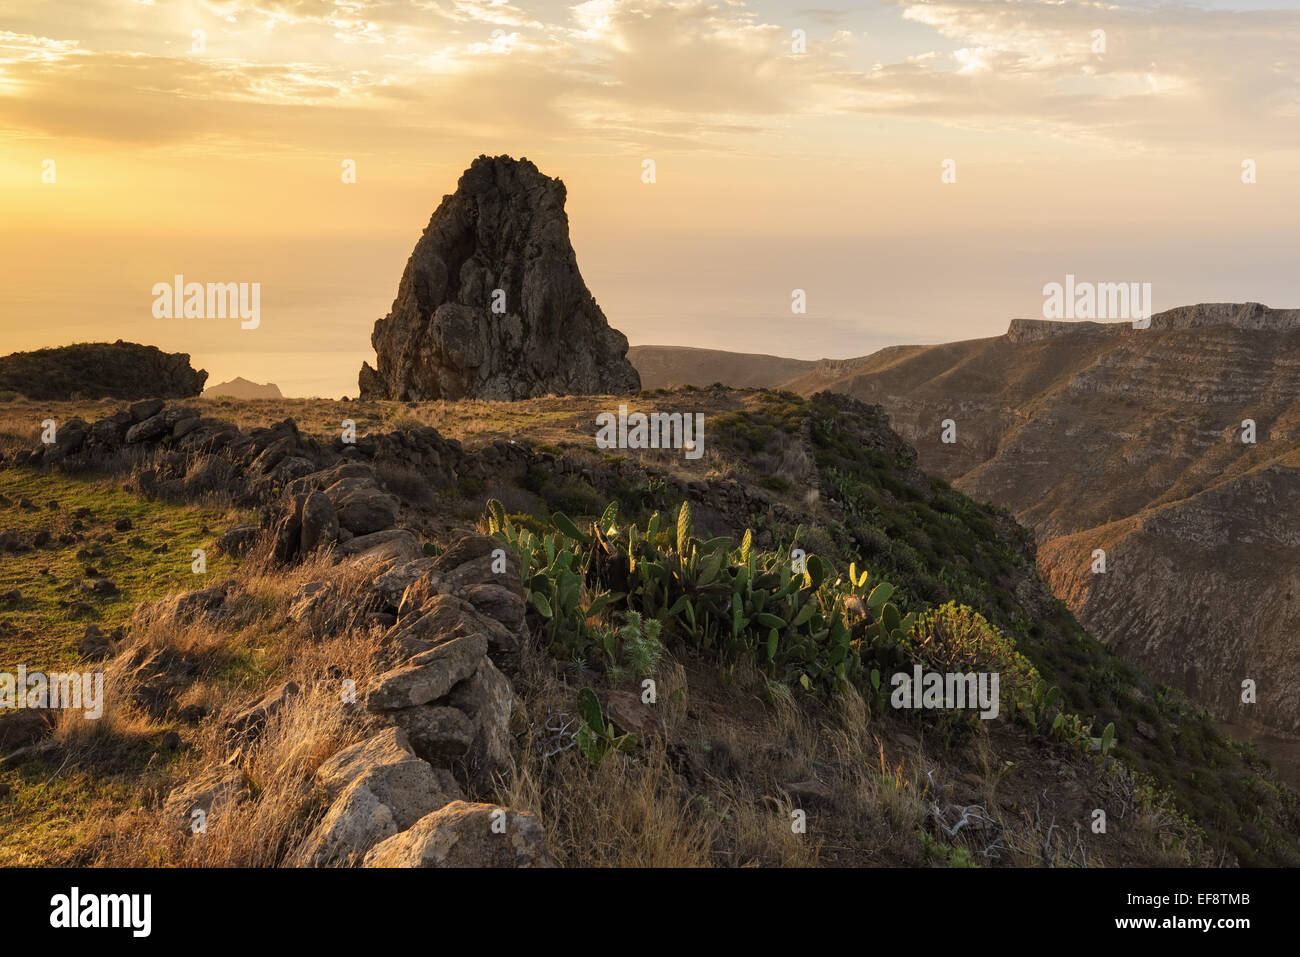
[792,393,1299,864]
[2,387,1296,867]
[435,386,1300,865]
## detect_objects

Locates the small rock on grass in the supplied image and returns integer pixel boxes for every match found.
[362,801,551,868]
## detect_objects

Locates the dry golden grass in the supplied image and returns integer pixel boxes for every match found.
[32,539,397,867]
[504,745,720,868]
[492,637,936,867]
[84,630,387,868]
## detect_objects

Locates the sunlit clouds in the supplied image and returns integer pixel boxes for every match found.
[1,1,1298,395]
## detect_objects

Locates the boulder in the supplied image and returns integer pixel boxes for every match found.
[365,633,487,710]
[329,486,398,536]
[294,780,395,866]
[287,581,345,631]
[342,529,421,566]
[313,728,437,806]
[385,594,479,647]
[296,728,462,866]
[249,435,295,474]
[217,523,261,556]
[395,535,521,615]
[389,705,477,764]
[264,455,316,484]
[299,491,339,554]
[462,583,525,629]
[431,534,503,574]
[131,399,166,421]
[272,494,307,563]
[361,801,550,868]
[286,462,375,498]
[126,413,171,444]
[53,420,87,455]
[448,656,519,783]
[390,593,519,660]
[91,411,133,445]
[372,557,438,608]
[157,586,227,623]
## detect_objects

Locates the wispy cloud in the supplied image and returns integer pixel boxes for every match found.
[0,0,1296,152]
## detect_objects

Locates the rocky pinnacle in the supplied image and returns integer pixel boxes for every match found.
[359,155,641,401]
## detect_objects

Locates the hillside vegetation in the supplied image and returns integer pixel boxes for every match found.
[1,387,1296,866]
[626,312,1300,776]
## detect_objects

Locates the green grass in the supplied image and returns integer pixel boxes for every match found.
[0,469,250,670]
[0,757,143,866]
[710,391,804,458]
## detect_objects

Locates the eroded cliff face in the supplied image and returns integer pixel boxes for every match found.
[1040,467,1300,730]
[810,304,1300,733]
[359,155,640,402]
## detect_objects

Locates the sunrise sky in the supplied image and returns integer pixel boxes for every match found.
[2,0,1298,395]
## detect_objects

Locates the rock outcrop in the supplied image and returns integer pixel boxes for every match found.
[358,154,641,401]
[7,391,844,866]
[294,728,464,867]
[290,533,532,866]
[0,341,207,400]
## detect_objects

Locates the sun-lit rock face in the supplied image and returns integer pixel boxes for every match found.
[359,154,641,401]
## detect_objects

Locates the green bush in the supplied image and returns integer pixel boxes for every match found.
[910,603,1039,716]
[487,498,919,697]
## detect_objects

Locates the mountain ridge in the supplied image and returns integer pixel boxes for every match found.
[203,376,283,400]
[627,303,1300,747]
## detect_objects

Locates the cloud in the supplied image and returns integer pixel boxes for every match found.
[0,0,1296,154]
[793,8,851,28]
[0,0,834,151]
[863,0,1300,148]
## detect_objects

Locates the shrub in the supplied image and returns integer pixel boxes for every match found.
[909,603,1039,716]
[486,498,919,699]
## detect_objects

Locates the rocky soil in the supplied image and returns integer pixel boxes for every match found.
[0,391,822,866]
